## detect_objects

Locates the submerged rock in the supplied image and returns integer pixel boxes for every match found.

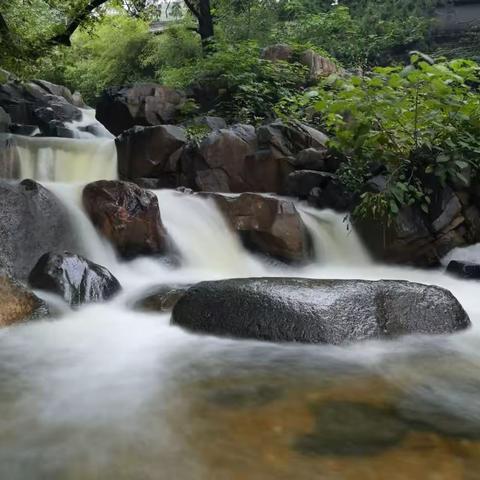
[0,275,48,327]
[172,278,470,344]
[132,284,190,313]
[0,179,78,280]
[208,193,312,263]
[83,180,170,259]
[29,252,121,306]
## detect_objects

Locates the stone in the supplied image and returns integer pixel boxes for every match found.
[83,180,170,259]
[96,84,186,136]
[299,49,340,81]
[291,148,328,171]
[29,252,121,306]
[191,116,227,131]
[0,179,78,280]
[446,260,480,280]
[260,44,294,62]
[208,193,312,263]
[287,170,335,199]
[132,284,190,312]
[172,278,470,344]
[0,275,49,327]
[308,179,355,212]
[116,125,187,185]
[0,106,11,132]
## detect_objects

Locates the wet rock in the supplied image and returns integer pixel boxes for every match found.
[83,180,170,259]
[116,125,187,185]
[0,275,49,327]
[133,284,190,312]
[96,84,185,136]
[429,188,462,233]
[308,179,355,212]
[172,278,470,344]
[208,193,312,263]
[0,179,78,279]
[29,252,121,306]
[0,106,11,132]
[296,402,408,456]
[287,170,334,199]
[446,260,480,279]
[32,80,86,108]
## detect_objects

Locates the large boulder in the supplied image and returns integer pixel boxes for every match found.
[172,278,470,344]
[83,180,170,259]
[287,170,334,199]
[29,252,121,306]
[96,84,186,136]
[116,125,187,186]
[446,260,480,280]
[0,275,49,327]
[208,193,312,263]
[0,179,78,279]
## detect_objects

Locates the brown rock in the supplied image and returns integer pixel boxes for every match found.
[260,44,294,62]
[83,180,169,259]
[208,193,312,263]
[299,49,340,81]
[0,275,48,327]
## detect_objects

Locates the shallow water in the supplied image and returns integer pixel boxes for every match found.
[2,175,480,478]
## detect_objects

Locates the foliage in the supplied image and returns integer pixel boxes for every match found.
[310,57,480,220]
[161,40,309,124]
[276,6,431,68]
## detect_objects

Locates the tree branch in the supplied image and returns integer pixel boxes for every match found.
[0,11,11,41]
[49,0,109,46]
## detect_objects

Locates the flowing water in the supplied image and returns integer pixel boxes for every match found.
[2,135,480,479]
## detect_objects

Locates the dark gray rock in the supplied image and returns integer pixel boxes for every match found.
[291,148,327,171]
[0,106,11,132]
[96,84,185,136]
[29,252,121,307]
[172,278,470,344]
[192,116,227,131]
[308,179,355,212]
[287,170,334,198]
[447,260,480,279]
[117,125,187,185]
[0,180,78,280]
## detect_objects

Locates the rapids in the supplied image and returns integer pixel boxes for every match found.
[1,133,480,479]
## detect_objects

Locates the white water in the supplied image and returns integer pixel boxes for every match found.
[2,150,480,477]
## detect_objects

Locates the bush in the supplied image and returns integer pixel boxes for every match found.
[313,56,480,219]
[162,40,310,124]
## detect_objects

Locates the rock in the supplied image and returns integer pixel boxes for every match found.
[429,188,462,233]
[287,170,334,199]
[29,252,121,306]
[0,275,49,327]
[446,260,480,280]
[191,116,227,131]
[308,178,355,211]
[260,44,294,62]
[32,80,86,108]
[181,124,282,192]
[172,278,470,344]
[83,180,170,259]
[291,148,327,171]
[257,121,328,160]
[132,284,190,312]
[0,106,11,132]
[96,84,186,136]
[209,194,312,263]
[0,134,20,178]
[299,49,339,81]
[0,79,104,137]
[0,179,78,279]
[116,125,187,186]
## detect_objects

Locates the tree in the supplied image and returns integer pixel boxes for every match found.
[183,0,214,48]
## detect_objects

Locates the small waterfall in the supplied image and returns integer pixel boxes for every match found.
[0,133,117,183]
[65,108,114,139]
[154,190,265,274]
[299,205,371,266]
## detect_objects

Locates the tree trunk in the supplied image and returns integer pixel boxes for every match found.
[184,0,214,50]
